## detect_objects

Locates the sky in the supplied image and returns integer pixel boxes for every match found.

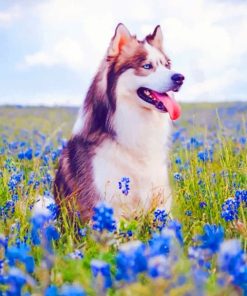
[0,0,247,106]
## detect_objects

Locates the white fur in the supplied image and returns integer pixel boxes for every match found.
[32,195,55,217]
[92,100,172,219]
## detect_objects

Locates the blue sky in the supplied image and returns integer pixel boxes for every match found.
[0,0,247,106]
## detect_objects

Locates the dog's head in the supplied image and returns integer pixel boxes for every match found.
[106,24,185,120]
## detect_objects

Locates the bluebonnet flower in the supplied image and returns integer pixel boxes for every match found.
[218,239,247,292]
[239,136,246,145]
[235,189,247,205]
[188,246,211,270]
[148,255,171,279]
[42,172,53,188]
[44,224,60,252]
[197,167,203,175]
[60,284,86,296]
[167,220,183,246]
[8,172,23,192]
[78,228,87,237]
[149,232,170,257]
[199,201,207,208]
[198,149,213,162]
[45,285,59,296]
[91,259,112,289]
[190,137,203,149]
[221,198,238,222]
[191,266,209,295]
[6,267,27,296]
[119,230,133,238]
[0,147,4,155]
[153,208,168,231]
[24,148,33,160]
[8,141,19,151]
[18,148,33,160]
[46,203,60,220]
[175,157,182,164]
[172,128,185,142]
[116,241,147,282]
[118,177,130,195]
[30,214,59,252]
[196,224,224,253]
[173,172,183,182]
[92,203,116,233]
[68,249,83,260]
[185,210,192,216]
[6,243,35,273]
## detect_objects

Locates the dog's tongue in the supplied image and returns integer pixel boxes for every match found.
[152,91,181,120]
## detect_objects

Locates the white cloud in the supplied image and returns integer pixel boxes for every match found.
[0,5,21,26]
[23,38,84,71]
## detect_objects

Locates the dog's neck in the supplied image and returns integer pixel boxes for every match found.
[113,95,171,161]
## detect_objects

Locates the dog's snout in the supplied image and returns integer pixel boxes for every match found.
[171,73,185,85]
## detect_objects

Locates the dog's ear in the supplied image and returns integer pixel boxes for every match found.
[146,25,163,51]
[108,23,132,57]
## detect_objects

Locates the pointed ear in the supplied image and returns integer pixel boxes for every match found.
[108,23,132,57]
[146,25,163,50]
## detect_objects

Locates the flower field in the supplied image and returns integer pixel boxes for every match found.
[0,103,246,296]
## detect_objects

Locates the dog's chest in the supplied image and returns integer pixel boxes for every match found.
[92,113,171,217]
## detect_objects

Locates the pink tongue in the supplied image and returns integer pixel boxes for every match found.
[152,91,181,120]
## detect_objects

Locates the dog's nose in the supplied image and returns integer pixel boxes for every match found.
[171,73,185,85]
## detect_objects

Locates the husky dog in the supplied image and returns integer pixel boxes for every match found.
[54,24,185,220]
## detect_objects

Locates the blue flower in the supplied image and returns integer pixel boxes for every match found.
[116,241,147,282]
[148,255,171,279]
[60,284,86,296]
[46,203,60,220]
[118,177,130,195]
[218,239,247,291]
[6,243,35,273]
[45,285,59,296]
[44,225,60,252]
[199,201,207,208]
[167,220,183,246]
[153,208,168,231]
[198,149,213,162]
[78,228,87,237]
[68,249,83,260]
[149,232,170,257]
[185,210,192,216]
[175,157,182,164]
[92,203,116,233]
[173,172,183,182]
[91,259,112,289]
[196,224,224,253]
[221,198,238,222]
[30,214,59,252]
[6,267,27,296]
[25,148,33,160]
[190,137,203,149]
[235,189,247,205]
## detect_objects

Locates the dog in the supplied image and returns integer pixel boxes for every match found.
[54,24,185,221]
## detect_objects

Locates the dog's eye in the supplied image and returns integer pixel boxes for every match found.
[166,60,171,69]
[142,63,153,70]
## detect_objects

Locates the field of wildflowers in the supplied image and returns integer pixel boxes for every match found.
[0,103,246,296]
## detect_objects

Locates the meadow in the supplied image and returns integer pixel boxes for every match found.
[0,102,246,295]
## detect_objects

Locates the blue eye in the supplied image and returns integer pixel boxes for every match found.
[142,63,153,69]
